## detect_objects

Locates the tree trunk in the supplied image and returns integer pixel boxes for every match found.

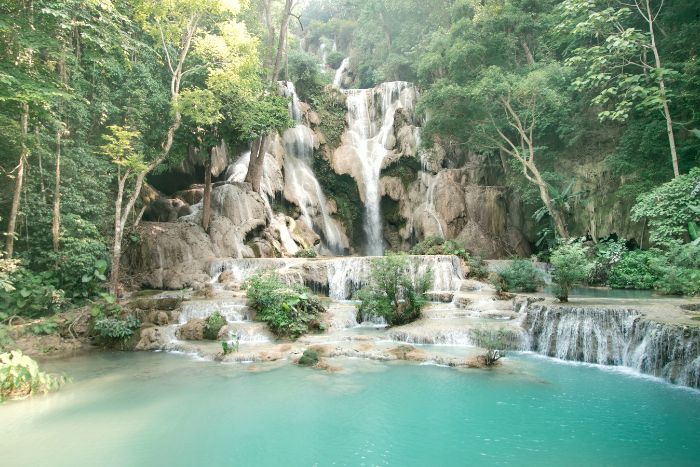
[110,174,127,297]
[645,0,679,178]
[245,137,267,193]
[521,40,535,65]
[202,151,212,232]
[52,128,62,251]
[262,0,276,71]
[271,0,293,83]
[532,167,569,239]
[5,103,29,258]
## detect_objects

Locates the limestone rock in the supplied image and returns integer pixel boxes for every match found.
[176,319,205,341]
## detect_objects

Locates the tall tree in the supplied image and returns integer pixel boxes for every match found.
[560,0,680,177]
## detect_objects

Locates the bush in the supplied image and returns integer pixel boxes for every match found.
[550,241,594,302]
[244,273,326,339]
[608,249,661,289]
[294,248,317,258]
[29,320,60,336]
[653,243,700,296]
[326,50,345,69]
[285,50,327,102]
[631,167,700,246]
[354,253,432,326]
[1,350,65,402]
[203,311,226,340]
[493,258,544,292]
[90,294,141,347]
[469,329,511,366]
[589,239,627,285]
[298,349,319,366]
[0,266,65,318]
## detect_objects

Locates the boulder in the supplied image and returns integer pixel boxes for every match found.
[176,319,205,341]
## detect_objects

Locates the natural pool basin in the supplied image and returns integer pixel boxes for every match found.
[1,352,699,466]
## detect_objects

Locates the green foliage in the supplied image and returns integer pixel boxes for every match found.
[631,168,700,246]
[243,273,326,339]
[0,325,14,351]
[381,157,421,189]
[409,236,468,261]
[0,266,65,318]
[311,88,346,149]
[294,248,317,258]
[29,319,59,336]
[355,254,432,326]
[469,328,511,366]
[589,239,628,285]
[1,350,65,402]
[312,151,363,246]
[653,244,700,296]
[221,339,238,355]
[550,241,594,302]
[608,250,662,290]
[203,311,226,340]
[493,258,544,293]
[326,51,345,69]
[285,50,328,102]
[298,348,319,366]
[90,294,140,347]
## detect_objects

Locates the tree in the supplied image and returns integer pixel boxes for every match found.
[470,65,572,239]
[550,241,593,302]
[99,125,148,296]
[354,253,432,326]
[560,0,680,177]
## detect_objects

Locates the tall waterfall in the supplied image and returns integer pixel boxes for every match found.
[343,82,417,255]
[280,82,344,254]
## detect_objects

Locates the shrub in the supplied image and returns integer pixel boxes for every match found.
[589,239,627,285]
[204,312,226,340]
[653,243,700,296]
[294,248,317,258]
[29,320,60,336]
[90,294,141,347]
[469,329,512,366]
[354,253,432,326]
[492,258,544,292]
[550,241,594,302]
[244,273,326,339]
[298,349,319,366]
[0,266,65,318]
[326,50,345,69]
[631,167,700,246]
[608,250,661,289]
[1,350,65,402]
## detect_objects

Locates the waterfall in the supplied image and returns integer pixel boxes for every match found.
[520,301,700,389]
[207,255,464,301]
[333,57,350,89]
[343,81,417,255]
[280,82,345,254]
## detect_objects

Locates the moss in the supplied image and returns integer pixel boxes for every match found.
[298,349,319,366]
[381,197,405,229]
[312,150,364,247]
[312,88,347,150]
[203,312,226,340]
[381,156,421,189]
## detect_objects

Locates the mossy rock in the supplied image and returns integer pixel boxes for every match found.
[298,349,319,366]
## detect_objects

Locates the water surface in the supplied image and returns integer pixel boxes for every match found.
[1,352,699,466]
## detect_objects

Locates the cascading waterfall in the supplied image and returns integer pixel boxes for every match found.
[343,81,418,255]
[207,255,464,301]
[280,82,344,254]
[520,301,700,389]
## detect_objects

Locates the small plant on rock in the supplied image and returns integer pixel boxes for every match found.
[204,311,227,340]
[298,348,319,366]
[469,329,511,366]
[90,293,141,347]
[294,248,317,258]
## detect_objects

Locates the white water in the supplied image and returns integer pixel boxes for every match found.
[522,303,700,388]
[333,57,350,89]
[343,82,417,255]
[280,82,345,254]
